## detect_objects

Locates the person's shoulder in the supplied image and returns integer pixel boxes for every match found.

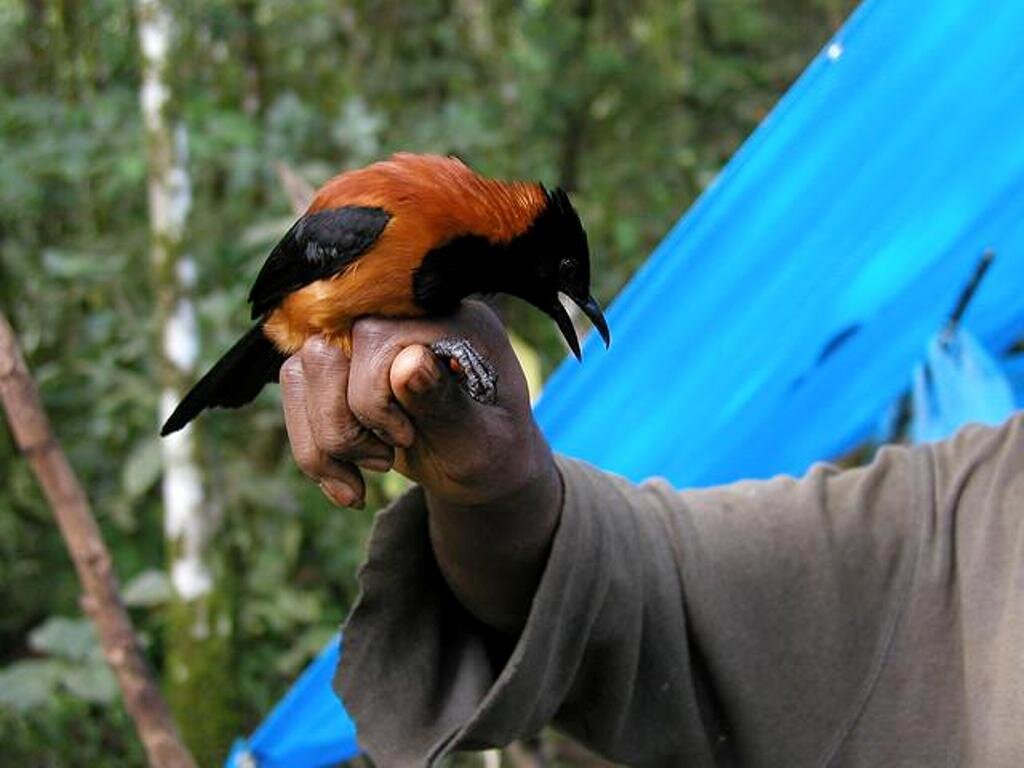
[923,410,1022,505]
[931,410,1023,460]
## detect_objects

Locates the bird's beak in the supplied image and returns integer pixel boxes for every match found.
[550,298,583,360]
[550,293,611,360]
[574,294,611,348]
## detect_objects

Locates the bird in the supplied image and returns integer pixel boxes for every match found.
[160,152,610,437]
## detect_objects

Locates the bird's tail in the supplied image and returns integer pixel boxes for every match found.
[160,324,286,436]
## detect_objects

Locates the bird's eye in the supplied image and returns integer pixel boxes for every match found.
[559,257,576,281]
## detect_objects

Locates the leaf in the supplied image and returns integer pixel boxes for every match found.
[0,660,63,711]
[273,626,337,676]
[28,617,97,662]
[122,436,162,500]
[63,663,118,705]
[122,569,173,608]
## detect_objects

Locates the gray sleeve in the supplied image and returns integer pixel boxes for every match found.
[336,442,929,767]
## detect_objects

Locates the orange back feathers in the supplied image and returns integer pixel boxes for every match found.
[309,153,549,246]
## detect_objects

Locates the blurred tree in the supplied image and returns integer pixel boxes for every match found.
[135,0,236,762]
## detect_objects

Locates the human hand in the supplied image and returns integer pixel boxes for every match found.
[279,300,556,510]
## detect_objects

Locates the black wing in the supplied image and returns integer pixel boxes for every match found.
[248,205,391,319]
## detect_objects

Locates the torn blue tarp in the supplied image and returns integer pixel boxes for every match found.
[535,0,1024,486]
[911,328,1016,444]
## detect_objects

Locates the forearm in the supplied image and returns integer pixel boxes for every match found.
[339,453,710,766]
[425,429,563,635]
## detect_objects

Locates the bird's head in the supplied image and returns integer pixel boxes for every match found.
[408,159,610,357]
[503,187,610,359]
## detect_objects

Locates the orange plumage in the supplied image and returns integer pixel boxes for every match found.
[263,154,548,354]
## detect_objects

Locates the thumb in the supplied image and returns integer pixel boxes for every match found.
[390,344,475,437]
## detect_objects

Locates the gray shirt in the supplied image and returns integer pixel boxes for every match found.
[336,412,1024,766]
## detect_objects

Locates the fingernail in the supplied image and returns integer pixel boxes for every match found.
[320,480,356,508]
[406,360,441,395]
[357,457,393,473]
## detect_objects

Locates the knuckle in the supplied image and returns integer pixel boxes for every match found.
[348,402,386,435]
[291,441,321,477]
[348,382,399,433]
[319,422,365,458]
[300,336,344,373]
[351,317,390,346]
[347,375,391,428]
[279,356,303,387]
[346,385,377,420]
[298,335,325,361]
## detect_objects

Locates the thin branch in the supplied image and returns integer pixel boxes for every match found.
[0,312,197,768]
[276,161,315,215]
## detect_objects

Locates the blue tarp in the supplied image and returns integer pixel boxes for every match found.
[911,328,1017,443]
[225,637,358,768]
[230,0,1024,763]
[1006,353,1024,402]
[535,0,1024,486]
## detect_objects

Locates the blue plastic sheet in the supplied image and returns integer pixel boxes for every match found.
[536,0,1024,486]
[1005,354,1024,403]
[225,636,358,768]
[911,328,1016,443]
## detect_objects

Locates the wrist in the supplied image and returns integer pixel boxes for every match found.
[423,432,563,633]
[424,418,560,510]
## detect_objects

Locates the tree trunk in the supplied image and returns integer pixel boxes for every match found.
[555,0,595,194]
[0,314,197,768]
[135,0,235,762]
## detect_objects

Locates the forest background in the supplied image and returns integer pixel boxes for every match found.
[0,0,854,764]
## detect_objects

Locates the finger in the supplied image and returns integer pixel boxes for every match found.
[390,344,510,491]
[298,337,394,470]
[280,356,322,478]
[280,355,367,507]
[319,464,367,509]
[389,344,476,439]
[348,321,416,448]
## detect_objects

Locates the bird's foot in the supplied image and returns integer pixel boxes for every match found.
[428,337,498,406]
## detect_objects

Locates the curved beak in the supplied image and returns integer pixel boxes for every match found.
[574,294,611,348]
[549,299,583,360]
[549,293,611,360]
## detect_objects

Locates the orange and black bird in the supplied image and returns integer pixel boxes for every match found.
[160,153,609,436]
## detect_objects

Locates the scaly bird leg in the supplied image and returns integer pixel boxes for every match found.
[428,337,498,406]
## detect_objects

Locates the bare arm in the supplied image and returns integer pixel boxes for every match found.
[279,301,561,632]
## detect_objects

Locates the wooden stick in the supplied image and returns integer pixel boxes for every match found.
[0,312,197,768]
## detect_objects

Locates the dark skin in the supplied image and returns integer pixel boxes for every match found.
[279,301,561,634]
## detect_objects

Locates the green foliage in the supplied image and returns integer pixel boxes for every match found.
[0,696,144,768]
[0,616,118,712]
[0,0,855,763]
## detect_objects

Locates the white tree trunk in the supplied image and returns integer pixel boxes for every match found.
[136,1,233,760]
[137,0,213,615]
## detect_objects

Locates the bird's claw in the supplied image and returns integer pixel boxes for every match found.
[428,337,498,405]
